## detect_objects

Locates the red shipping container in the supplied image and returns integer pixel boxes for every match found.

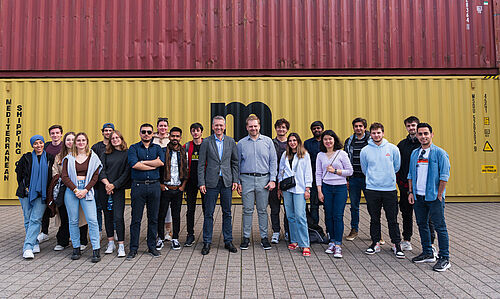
[0,0,497,75]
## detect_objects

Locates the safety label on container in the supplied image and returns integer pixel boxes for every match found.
[483,141,494,152]
[481,165,497,173]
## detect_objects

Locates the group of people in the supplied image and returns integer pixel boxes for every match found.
[16,114,451,272]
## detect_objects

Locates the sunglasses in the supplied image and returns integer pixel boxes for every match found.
[141,130,153,135]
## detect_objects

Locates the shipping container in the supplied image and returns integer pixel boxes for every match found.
[0,76,498,203]
[0,0,497,76]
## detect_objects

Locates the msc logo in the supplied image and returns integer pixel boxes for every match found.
[211,102,272,141]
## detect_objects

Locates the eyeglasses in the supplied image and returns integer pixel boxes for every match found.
[141,130,153,135]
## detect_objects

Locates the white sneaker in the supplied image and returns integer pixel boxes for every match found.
[23,249,34,259]
[32,244,40,253]
[156,239,164,250]
[105,242,115,254]
[117,244,126,257]
[325,242,335,254]
[401,241,413,251]
[80,245,87,250]
[54,244,65,251]
[271,232,280,244]
[37,232,49,244]
[333,246,343,258]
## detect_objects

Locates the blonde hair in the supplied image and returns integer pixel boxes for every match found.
[245,115,260,125]
[71,132,91,156]
[56,132,76,164]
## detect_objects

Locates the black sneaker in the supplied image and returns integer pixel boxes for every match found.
[91,249,101,263]
[261,238,272,250]
[433,258,451,272]
[71,247,81,260]
[392,243,405,259]
[148,248,161,257]
[184,235,195,247]
[411,252,436,263]
[240,238,250,250]
[171,239,181,250]
[126,250,137,260]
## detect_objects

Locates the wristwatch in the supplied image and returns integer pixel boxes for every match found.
[334,169,338,174]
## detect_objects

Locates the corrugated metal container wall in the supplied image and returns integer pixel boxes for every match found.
[1,77,498,202]
[0,0,496,73]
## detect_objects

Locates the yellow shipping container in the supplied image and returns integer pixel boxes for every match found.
[1,77,498,202]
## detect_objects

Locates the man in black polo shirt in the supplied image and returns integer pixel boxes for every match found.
[127,123,165,259]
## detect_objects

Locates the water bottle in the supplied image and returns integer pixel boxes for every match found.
[107,195,113,211]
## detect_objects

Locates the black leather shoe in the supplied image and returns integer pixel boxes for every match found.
[224,242,237,253]
[201,243,210,255]
[126,250,137,260]
[71,247,81,260]
[91,249,101,263]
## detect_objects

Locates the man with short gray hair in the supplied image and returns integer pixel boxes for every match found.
[237,115,277,250]
[198,116,239,255]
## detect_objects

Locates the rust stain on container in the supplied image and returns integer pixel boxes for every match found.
[0,0,496,72]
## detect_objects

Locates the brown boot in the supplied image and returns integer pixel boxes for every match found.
[345,228,358,241]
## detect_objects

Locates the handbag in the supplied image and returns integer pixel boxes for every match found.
[279,157,297,191]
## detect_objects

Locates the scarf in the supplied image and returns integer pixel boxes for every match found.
[164,142,188,183]
[64,151,102,200]
[29,151,48,203]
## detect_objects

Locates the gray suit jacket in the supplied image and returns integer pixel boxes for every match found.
[198,134,239,188]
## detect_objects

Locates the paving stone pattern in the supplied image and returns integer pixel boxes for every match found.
[0,203,499,298]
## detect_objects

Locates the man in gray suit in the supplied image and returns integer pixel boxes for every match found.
[198,115,239,255]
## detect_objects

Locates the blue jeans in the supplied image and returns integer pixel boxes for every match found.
[414,195,450,259]
[282,191,310,248]
[19,196,46,251]
[64,180,100,249]
[322,183,348,245]
[203,177,233,244]
[348,177,365,230]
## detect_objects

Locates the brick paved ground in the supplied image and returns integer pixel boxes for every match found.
[0,202,499,298]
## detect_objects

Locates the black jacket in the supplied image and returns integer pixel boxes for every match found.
[396,135,420,187]
[15,152,55,198]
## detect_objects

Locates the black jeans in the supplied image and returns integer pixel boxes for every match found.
[398,184,436,243]
[56,203,88,247]
[130,181,161,251]
[268,187,289,235]
[306,181,320,226]
[41,208,51,234]
[158,188,183,240]
[111,189,126,242]
[365,189,402,244]
[185,184,205,237]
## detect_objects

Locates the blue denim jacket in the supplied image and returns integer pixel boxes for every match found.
[407,144,450,201]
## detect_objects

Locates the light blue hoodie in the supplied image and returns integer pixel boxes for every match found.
[360,138,401,191]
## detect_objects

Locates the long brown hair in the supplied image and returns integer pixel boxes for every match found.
[105,130,128,154]
[70,132,91,156]
[286,133,307,159]
[56,131,76,164]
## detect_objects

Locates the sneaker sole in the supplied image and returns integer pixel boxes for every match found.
[345,237,356,241]
[240,245,249,250]
[262,246,272,250]
[271,240,279,244]
[184,243,194,247]
[148,252,161,257]
[413,258,436,263]
[434,263,451,272]
[105,251,114,254]
[325,250,334,254]
[395,254,406,259]
[333,254,342,258]
[117,254,126,258]
[171,247,181,250]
